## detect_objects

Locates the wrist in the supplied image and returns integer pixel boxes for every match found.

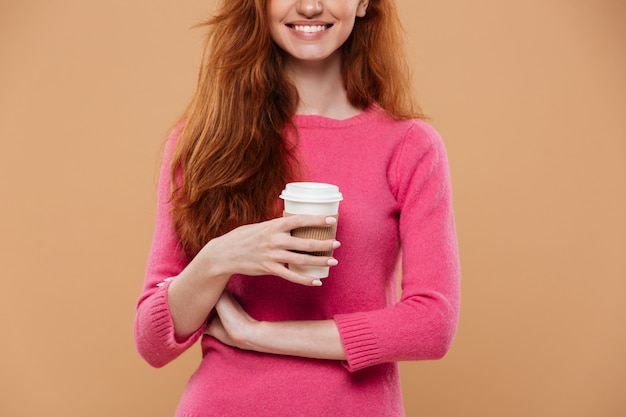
[242,320,263,350]
[236,320,268,352]
[192,241,232,283]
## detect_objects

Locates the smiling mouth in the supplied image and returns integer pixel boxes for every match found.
[287,24,332,33]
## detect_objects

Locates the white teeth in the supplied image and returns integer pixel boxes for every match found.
[293,25,327,33]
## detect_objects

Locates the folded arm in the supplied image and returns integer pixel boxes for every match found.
[206,291,346,360]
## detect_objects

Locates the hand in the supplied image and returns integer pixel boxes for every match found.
[197,214,340,286]
[204,291,256,350]
[164,215,339,340]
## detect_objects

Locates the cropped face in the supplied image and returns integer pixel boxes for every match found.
[268,0,369,64]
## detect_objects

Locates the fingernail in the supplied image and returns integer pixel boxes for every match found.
[332,240,341,249]
[325,217,337,225]
[327,258,339,266]
[312,279,323,287]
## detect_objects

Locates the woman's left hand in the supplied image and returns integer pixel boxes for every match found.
[204,291,257,350]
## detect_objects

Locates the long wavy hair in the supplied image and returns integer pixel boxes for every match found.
[171,0,422,257]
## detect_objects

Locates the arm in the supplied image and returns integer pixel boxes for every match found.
[168,215,341,340]
[134,127,209,367]
[206,292,347,361]
[134,127,341,367]
[204,123,459,369]
[334,121,460,371]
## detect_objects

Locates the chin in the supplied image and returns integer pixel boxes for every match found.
[286,49,339,65]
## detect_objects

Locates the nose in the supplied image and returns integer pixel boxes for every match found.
[296,0,323,18]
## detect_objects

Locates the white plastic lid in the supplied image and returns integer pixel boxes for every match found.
[279,182,343,203]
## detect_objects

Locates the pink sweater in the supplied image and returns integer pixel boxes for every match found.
[134,105,460,416]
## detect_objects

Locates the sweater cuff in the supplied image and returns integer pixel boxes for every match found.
[149,284,203,351]
[334,313,382,372]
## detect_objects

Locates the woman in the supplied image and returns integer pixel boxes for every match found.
[134,0,460,415]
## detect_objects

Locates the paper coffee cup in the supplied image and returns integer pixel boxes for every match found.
[280,182,343,278]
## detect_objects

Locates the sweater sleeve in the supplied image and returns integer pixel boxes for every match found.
[133,124,204,368]
[334,121,460,372]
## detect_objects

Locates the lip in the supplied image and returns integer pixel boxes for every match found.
[287,20,332,27]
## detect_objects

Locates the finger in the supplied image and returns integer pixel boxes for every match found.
[214,291,235,314]
[278,214,337,231]
[204,316,222,336]
[278,250,339,269]
[156,277,175,287]
[285,237,340,255]
[269,263,325,287]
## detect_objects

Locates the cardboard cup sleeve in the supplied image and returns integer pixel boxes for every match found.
[284,212,338,256]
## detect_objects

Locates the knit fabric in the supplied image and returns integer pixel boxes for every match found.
[134,104,460,416]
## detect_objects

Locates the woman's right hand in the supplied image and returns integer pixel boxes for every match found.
[197,214,340,286]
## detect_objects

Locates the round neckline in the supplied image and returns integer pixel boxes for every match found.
[293,104,382,128]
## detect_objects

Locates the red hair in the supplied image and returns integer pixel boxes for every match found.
[171,0,422,256]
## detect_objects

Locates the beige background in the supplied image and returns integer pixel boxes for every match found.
[1,0,624,416]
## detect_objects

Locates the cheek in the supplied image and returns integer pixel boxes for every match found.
[266,4,283,40]
[268,26,287,51]
[337,21,358,43]
[268,19,284,44]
